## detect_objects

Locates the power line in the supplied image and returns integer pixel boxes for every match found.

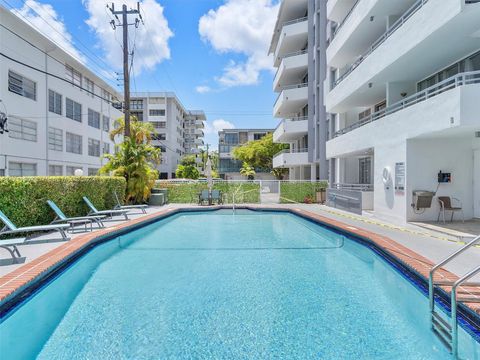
[0,52,118,104]
[2,0,117,84]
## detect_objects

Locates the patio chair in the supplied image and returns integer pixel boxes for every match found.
[83,197,130,220]
[211,190,223,205]
[198,190,210,205]
[437,196,464,223]
[47,200,106,231]
[113,191,148,214]
[0,210,70,264]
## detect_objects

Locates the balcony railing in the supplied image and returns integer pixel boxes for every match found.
[275,50,308,77]
[328,0,360,44]
[332,0,429,89]
[274,83,309,106]
[274,148,308,157]
[332,183,373,191]
[333,70,480,137]
[283,16,308,27]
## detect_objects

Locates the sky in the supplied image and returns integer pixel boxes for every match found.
[2,0,281,150]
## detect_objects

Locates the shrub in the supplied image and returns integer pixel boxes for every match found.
[155,181,260,204]
[280,181,328,204]
[0,176,126,227]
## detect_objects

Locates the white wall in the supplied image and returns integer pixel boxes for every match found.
[406,138,476,221]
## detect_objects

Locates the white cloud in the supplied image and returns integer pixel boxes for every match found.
[12,0,85,63]
[205,119,235,134]
[195,85,212,94]
[199,0,279,87]
[83,0,173,74]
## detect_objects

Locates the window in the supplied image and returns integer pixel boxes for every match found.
[88,168,99,176]
[131,111,143,121]
[85,77,94,97]
[65,65,82,87]
[48,90,62,115]
[48,127,63,151]
[152,133,166,141]
[88,138,100,157]
[103,142,110,154]
[253,133,266,140]
[8,117,37,141]
[8,71,36,100]
[224,133,239,145]
[66,98,82,122]
[219,159,242,173]
[9,162,36,176]
[48,165,62,176]
[374,100,386,113]
[130,99,143,110]
[88,109,100,129]
[359,157,372,184]
[66,166,81,175]
[66,132,82,154]
[151,121,166,129]
[103,116,110,132]
[149,109,165,116]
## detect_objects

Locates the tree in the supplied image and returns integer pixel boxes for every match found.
[175,155,200,179]
[239,162,256,180]
[100,117,161,204]
[232,133,289,179]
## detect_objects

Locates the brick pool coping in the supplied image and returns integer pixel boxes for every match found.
[0,205,478,319]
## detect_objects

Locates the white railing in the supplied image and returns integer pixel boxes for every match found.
[329,0,361,43]
[274,83,309,107]
[333,70,480,137]
[332,0,429,88]
[332,183,373,191]
[283,16,308,27]
[274,148,308,157]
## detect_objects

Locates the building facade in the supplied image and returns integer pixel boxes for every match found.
[218,129,275,180]
[269,0,328,180]
[325,0,480,222]
[130,92,205,179]
[0,6,122,177]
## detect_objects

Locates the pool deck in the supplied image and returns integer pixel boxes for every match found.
[0,204,478,318]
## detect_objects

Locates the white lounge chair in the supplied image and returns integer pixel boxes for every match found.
[113,191,148,214]
[83,197,129,220]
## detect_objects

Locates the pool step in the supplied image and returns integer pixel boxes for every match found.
[431,311,452,352]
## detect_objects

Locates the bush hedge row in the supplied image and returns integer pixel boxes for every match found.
[156,181,260,204]
[0,176,126,227]
[280,181,328,204]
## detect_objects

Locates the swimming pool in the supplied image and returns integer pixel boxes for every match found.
[0,209,479,359]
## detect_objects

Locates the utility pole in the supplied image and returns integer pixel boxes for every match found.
[107,2,143,137]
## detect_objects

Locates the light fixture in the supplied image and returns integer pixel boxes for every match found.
[401,92,407,97]
[370,16,375,22]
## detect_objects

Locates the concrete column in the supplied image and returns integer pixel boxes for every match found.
[310,164,317,181]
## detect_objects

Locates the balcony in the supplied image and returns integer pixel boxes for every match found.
[273,148,309,168]
[194,138,204,145]
[327,71,480,158]
[195,120,205,128]
[327,0,359,23]
[273,83,308,118]
[273,116,308,143]
[273,17,308,67]
[273,50,308,92]
[195,128,204,136]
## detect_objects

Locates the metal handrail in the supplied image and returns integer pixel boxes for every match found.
[334,70,480,138]
[451,264,480,358]
[273,148,308,157]
[429,235,480,311]
[332,0,429,88]
[332,183,373,191]
[283,16,308,27]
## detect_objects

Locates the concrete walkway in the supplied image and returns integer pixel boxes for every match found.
[0,203,478,279]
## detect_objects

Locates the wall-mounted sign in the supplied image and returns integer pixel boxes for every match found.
[395,162,405,193]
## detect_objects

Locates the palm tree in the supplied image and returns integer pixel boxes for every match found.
[100,117,161,203]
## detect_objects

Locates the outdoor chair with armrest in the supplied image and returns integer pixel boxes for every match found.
[198,190,210,205]
[83,197,130,220]
[437,196,464,223]
[113,191,148,214]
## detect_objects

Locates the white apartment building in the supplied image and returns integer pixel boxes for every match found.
[218,129,275,180]
[269,0,328,180]
[130,92,205,179]
[325,0,480,222]
[0,6,122,177]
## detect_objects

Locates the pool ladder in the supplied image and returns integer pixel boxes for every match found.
[428,235,480,358]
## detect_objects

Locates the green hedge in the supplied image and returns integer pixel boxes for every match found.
[280,181,328,204]
[0,176,126,228]
[156,181,260,204]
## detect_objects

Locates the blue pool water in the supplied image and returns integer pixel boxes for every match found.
[1,210,479,359]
